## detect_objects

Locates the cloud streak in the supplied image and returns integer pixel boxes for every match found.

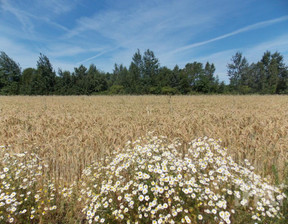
[191,34,288,83]
[1,0,288,80]
[170,16,288,55]
[1,0,70,35]
[1,0,35,33]
[67,0,221,66]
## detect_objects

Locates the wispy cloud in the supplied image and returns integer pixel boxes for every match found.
[1,0,35,33]
[1,0,70,35]
[170,15,288,55]
[67,0,221,66]
[244,34,288,63]
[73,2,213,42]
[0,36,39,68]
[40,0,77,15]
[1,0,288,80]
[76,47,119,65]
[190,34,288,83]
[46,44,105,58]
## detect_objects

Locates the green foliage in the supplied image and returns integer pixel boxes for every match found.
[161,86,178,95]
[19,68,37,95]
[109,85,125,94]
[0,49,288,95]
[143,49,160,87]
[0,51,21,95]
[36,53,56,95]
[227,51,288,94]
[227,52,249,92]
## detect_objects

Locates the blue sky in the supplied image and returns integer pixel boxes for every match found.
[1,0,288,82]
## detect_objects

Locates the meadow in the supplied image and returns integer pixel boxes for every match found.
[0,95,287,223]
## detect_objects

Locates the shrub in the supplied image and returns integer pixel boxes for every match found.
[108,85,125,94]
[0,146,57,223]
[79,135,286,223]
[149,87,161,95]
[161,86,178,95]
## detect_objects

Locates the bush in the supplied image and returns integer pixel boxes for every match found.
[0,147,57,223]
[149,87,161,95]
[1,135,286,223]
[161,86,178,95]
[79,135,286,223]
[108,85,125,95]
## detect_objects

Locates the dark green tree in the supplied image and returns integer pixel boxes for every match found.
[227,52,249,93]
[0,51,21,95]
[128,50,143,94]
[171,65,181,89]
[54,69,72,95]
[157,66,173,87]
[3,48,287,95]
[109,64,129,94]
[36,53,56,95]
[260,51,287,94]
[73,64,88,94]
[142,49,160,92]
[87,64,107,94]
[195,62,217,93]
[246,62,264,93]
[131,49,143,77]
[178,69,191,94]
[74,64,87,79]
[19,68,37,95]
[182,62,204,92]
[112,64,128,87]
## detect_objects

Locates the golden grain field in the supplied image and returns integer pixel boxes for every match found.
[0,95,287,183]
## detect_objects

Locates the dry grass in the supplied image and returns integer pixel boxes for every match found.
[0,95,287,183]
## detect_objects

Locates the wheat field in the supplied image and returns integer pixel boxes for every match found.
[0,95,287,183]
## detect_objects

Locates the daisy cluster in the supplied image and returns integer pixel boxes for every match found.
[187,137,286,223]
[0,147,57,223]
[80,135,286,224]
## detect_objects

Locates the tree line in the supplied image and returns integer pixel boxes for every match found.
[0,49,287,95]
